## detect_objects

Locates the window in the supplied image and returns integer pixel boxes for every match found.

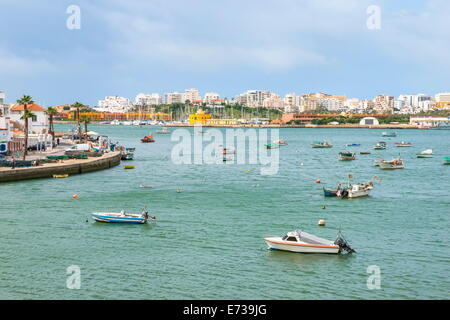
[32,116,37,122]
[286,237,297,242]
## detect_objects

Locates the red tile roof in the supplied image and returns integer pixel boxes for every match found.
[10,104,46,112]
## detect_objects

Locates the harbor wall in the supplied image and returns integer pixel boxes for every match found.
[0,152,121,183]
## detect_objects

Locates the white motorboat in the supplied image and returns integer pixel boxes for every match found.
[91,208,155,224]
[122,121,133,126]
[379,158,404,170]
[110,119,120,125]
[417,149,433,158]
[337,183,371,198]
[264,230,355,254]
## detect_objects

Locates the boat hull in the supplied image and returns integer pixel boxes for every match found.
[323,188,338,197]
[91,213,146,224]
[264,238,339,254]
[379,164,404,170]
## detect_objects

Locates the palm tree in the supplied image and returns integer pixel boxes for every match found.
[80,114,91,142]
[71,102,84,142]
[45,107,57,144]
[16,95,35,160]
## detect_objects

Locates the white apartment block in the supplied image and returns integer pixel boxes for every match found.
[96,96,134,113]
[373,95,394,113]
[435,92,450,102]
[262,93,285,109]
[204,92,220,103]
[135,93,162,106]
[234,90,273,108]
[165,92,186,104]
[184,88,202,102]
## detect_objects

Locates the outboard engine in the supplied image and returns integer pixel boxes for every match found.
[334,232,356,253]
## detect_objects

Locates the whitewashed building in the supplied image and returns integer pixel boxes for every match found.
[135,93,162,106]
[165,92,186,104]
[96,96,134,113]
[9,104,49,134]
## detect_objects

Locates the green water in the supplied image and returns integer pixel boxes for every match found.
[1,125,449,299]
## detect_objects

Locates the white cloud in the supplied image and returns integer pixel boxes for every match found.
[0,47,56,76]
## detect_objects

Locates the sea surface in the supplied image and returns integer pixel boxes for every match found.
[1,125,449,299]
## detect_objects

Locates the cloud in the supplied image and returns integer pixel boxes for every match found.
[0,47,56,76]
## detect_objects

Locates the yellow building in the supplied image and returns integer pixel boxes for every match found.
[189,109,212,125]
[435,102,450,109]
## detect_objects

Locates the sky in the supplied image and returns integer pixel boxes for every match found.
[0,0,449,107]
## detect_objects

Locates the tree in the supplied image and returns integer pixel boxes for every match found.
[80,114,91,142]
[16,95,35,160]
[45,107,58,144]
[71,102,84,142]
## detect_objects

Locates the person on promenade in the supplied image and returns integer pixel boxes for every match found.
[11,156,15,169]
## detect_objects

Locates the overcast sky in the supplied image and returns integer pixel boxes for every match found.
[1,0,449,106]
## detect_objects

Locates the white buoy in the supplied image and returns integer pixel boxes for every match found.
[318,219,326,226]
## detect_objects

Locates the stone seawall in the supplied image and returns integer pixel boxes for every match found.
[0,152,121,183]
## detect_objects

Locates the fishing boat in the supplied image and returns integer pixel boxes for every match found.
[323,187,339,197]
[379,158,404,170]
[273,139,288,146]
[265,144,278,149]
[382,131,397,137]
[264,229,355,254]
[417,149,433,158]
[121,151,134,160]
[141,135,155,143]
[337,182,373,198]
[443,157,450,165]
[311,141,333,148]
[394,142,412,147]
[53,174,69,178]
[346,143,361,147]
[373,141,387,150]
[91,208,155,224]
[338,152,356,161]
[156,127,171,134]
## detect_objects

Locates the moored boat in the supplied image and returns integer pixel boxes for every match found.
[311,141,333,148]
[141,135,155,143]
[417,149,433,158]
[346,143,361,147]
[394,141,412,147]
[339,151,356,161]
[323,187,339,197]
[373,141,387,150]
[379,158,404,170]
[336,182,372,198]
[264,229,355,254]
[53,174,69,178]
[382,131,396,137]
[121,151,134,160]
[360,152,371,155]
[443,157,450,165]
[91,208,155,224]
[265,144,278,149]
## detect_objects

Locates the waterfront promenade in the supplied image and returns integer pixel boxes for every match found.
[0,151,121,183]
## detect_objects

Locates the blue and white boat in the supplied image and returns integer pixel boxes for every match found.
[346,143,361,147]
[91,208,154,224]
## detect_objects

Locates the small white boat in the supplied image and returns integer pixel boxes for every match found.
[110,119,120,125]
[273,139,288,146]
[337,183,371,198]
[122,121,133,126]
[264,230,355,254]
[91,208,154,224]
[379,158,404,170]
[417,149,433,158]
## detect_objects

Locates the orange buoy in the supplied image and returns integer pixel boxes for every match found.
[316,179,321,183]
[73,194,79,199]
